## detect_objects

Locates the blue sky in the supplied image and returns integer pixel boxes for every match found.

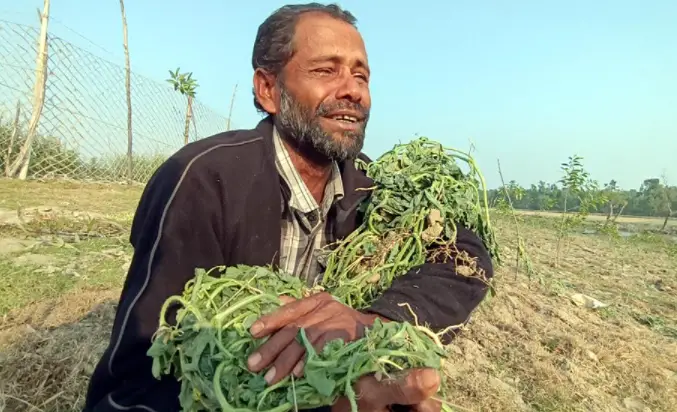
[2,0,675,190]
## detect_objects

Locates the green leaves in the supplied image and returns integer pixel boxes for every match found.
[305,365,336,397]
[321,137,499,309]
[147,137,498,411]
[167,67,199,98]
[147,265,449,412]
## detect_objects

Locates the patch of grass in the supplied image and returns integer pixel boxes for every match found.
[0,203,131,411]
[596,305,622,321]
[0,178,143,215]
[631,312,677,339]
[0,237,129,317]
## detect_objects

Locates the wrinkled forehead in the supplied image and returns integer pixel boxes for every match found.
[291,12,369,68]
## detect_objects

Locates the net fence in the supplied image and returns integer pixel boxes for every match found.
[0,20,228,183]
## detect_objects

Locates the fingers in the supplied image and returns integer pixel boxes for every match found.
[250,292,332,338]
[248,306,333,373]
[262,339,306,385]
[292,359,305,378]
[248,311,342,383]
[331,370,441,412]
[385,369,441,406]
[293,328,352,378]
[247,325,297,372]
[248,293,368,386]
[355,369,441,408]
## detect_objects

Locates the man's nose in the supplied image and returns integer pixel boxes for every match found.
[335,72,366,103]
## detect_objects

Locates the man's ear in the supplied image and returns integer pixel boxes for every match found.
[253,68,278,114]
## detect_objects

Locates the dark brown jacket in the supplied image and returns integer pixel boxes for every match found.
[83,116,494,412]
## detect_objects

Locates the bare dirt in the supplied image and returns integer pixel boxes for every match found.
[0,237,34,256]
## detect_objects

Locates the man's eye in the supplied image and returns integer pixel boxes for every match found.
[314,68,334,75]
[355,73,369,81]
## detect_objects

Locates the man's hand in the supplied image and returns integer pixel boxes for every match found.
[332,368,442,412]
[247,292,381,385]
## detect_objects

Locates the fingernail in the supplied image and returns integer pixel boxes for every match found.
[247,352,262,369]
[279,295,295,305]
[293,361,304,376]
[250,321,263,336]
[417,369,440,391]
[264,367,276,384]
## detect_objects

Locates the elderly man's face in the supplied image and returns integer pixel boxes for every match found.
[271,13,371,162]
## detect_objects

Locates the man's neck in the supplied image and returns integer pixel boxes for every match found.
[280,138,333,205]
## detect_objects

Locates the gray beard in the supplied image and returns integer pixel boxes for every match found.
[273,84,369,163]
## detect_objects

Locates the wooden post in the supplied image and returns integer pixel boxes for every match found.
[8,0,50,179]
[120,0,133,183]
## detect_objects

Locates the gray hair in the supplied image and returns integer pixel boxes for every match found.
[251,3,358,113]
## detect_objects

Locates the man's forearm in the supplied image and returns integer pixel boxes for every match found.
[364,225,494,340]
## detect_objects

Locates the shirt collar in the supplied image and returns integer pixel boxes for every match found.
[273,126,344,214]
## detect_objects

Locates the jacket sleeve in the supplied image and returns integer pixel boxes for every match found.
[84,157,227,412]
[365,224,494,343]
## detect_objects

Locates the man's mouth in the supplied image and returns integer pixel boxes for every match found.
[330,114,359,124]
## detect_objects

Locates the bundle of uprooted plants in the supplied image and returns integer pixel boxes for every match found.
[148,137,500,412]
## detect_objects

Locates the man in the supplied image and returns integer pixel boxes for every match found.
[83,3,493,412]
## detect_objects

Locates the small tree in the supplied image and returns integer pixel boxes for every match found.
[555,155,607,266]
[167,68,198,145]
[496,160,533,280]
[639,178,671,226]
[602,179,628,225]
[493,180,525,214]
[659,174,677,232]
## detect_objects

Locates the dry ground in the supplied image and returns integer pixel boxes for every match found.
[0,179,675,412]
[515,209,676,231]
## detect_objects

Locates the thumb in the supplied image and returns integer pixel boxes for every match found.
[359,368,441,407]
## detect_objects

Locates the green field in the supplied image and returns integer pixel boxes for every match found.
[0,179,676,412]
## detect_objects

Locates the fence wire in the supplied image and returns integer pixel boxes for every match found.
[0,20,228,183]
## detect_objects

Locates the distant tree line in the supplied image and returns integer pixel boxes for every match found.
[489,175,676,231]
